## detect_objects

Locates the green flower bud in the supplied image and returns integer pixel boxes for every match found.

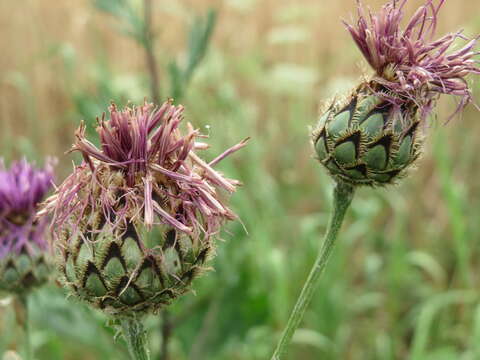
[313,87,423,186]
[0,246,50,294]
[59,218,212,316]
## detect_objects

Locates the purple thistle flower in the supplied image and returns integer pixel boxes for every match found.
[313,0,479,187]
[43,99,247,262]
[344,0,480,118]
[40,100,248,314]
[0,159,54,259]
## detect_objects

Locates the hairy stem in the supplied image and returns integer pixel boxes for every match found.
[271,181,355,360]
[121,317,150,360]
[143,0,161,104]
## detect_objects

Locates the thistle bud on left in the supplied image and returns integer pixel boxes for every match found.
[0,159,54,294]
[41,100,247,316]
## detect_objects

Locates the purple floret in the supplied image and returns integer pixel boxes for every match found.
[344,0,480,117]
[0,159,54,258]
[42,100,248,247]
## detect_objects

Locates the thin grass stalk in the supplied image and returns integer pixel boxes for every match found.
[16,294,32,360]
[19,295,33,360]
[143,0,160,104]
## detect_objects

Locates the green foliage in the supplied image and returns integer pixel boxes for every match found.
[93,0,146,44]
[168,9,217,100]
[2,2,480,360]
[93,0,217,101]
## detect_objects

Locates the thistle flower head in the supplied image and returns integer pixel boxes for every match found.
[313,0,479,187]
[0,159,54,293]
[0,159,54,258]
[47,100,247,244]
[344,0,479,118]
[42,100,248,315]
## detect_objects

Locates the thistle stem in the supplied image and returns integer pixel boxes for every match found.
[271,181,355,360]
[120,317,150,360]
[18,294,32,360]
[159,310,172,360]
[143,0,160,104]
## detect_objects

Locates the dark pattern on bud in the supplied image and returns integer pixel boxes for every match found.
[313,84,422,186]
[59,221,213,315]
[41,100,247,316]
[314,0,479,186]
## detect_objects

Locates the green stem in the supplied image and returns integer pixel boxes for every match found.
[143,0,161,105]
[120,317,150,360]
[159,310,172,360]
[18,294,32,360]
[271,181,355,360]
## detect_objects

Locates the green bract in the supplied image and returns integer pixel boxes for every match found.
[59,220,212,316]
[0,246,50,294]
[313,86,423,186]
[44,101,246,317]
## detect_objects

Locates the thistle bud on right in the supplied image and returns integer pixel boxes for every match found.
[313,0,479,186]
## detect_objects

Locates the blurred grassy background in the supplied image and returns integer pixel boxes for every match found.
[1,0,480,359]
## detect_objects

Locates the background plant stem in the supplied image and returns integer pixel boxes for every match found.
[271,181,355,360]
[18,294,32,360]
[120,317,150,360]
[159,310,172,360]
[143,0,160,104]
[140,3,171,355]
[188,293,223,360]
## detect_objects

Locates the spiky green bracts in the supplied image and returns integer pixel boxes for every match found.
[313,0,479,186]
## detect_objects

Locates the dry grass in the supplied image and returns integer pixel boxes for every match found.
[1,0,478,156]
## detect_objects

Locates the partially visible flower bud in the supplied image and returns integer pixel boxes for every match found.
[42,100,247,316]
[314,0,479,186]
[0,159,54,294]
[314,84,423,186]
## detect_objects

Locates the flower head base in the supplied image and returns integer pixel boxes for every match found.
[313,0,479,187]
[0,159,54,294]
[43,100,247,315]
[314,86,423,186]
[344,0,479,117]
